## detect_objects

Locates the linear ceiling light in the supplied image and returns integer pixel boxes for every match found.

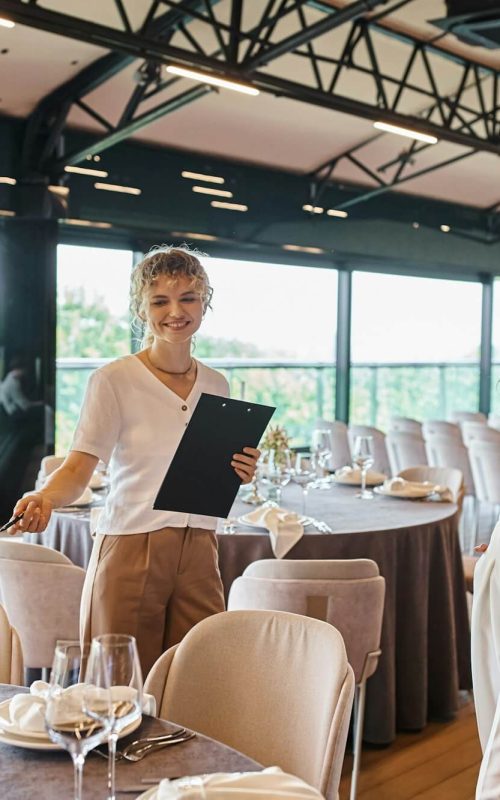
[181,171,224,184]
[327,208,348,219]
[373,121,438,144]
[49,185,70,197]
[64,218,112,228]
[211,200,248,211]
[192,185,233,198]
[166,66,259,96]
[0,209,15,216]
[65,165,109,178]
[0,177,16,185]
[0,18,15,28]
[302,204,324,214]
[171,231,218,241]
[94,182,141,196]
[283,244,324,254]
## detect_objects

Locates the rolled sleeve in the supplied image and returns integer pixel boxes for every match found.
[71,369,121,464]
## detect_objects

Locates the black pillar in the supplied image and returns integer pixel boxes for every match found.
[0,218,57,520]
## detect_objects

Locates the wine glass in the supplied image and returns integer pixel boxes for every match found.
[266,448,292,506]
[352,435,375,499]
[45,643,112,800]
[311,429,333,489]
[89,634,143,800]
[291,453,315,515]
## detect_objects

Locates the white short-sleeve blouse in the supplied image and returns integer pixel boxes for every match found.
[71,354,230,535]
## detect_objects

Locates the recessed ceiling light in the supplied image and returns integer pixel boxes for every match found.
[283,244,324,254]
[64,218,112,228]
[192,186,233,198]
[302,204,324,214]
[65,165,109,178]
[0,176,16,185]
[0,18,15,29]
[181,171,224,184]
[94,182,141,196]
[327,209,348,219]
[166,65,259,96]
[171,231,218,241]
[440,224,451,233]
[412,222,420,229]
[373,121,438,144]
[211,200,248,212]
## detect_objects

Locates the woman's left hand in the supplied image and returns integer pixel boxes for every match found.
[232,447,260,484]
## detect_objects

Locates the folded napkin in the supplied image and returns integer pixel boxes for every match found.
[244,504,304,559]
[334,466,386,484]
[156,767,325,799]
[382,478,454,501]
[1,681,156,736]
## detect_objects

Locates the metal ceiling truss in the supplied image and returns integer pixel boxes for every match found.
[0,0,498,200]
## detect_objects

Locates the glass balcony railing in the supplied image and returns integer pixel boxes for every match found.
[55,358,483,453]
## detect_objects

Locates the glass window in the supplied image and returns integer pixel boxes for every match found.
[56,244,134,453]
[350,271,482,430]
[198,256,338,447]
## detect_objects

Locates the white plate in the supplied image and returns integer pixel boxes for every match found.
[333,470,387,487]
[373,486,434,500]
[0,699,141,751]
[136,789,157,800]
[237,514,312,530]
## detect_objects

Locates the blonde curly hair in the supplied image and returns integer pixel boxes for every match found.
[130,245,213,347]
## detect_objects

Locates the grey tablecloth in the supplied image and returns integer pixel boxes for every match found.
[0,685,261,799]
[25,483,471,746]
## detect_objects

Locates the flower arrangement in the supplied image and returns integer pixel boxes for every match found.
[261,425,291,455]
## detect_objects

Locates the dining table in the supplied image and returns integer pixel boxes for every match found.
[0,684,262,799]
[24,480,471,746]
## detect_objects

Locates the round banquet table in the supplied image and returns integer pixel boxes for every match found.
[25,482,471,746]
[0,685,261,800]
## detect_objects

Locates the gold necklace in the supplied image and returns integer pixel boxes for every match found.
[147,351,194,376]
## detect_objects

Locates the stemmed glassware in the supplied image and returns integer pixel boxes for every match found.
[45,643,112,800]
[266,448,293,506]
[87,634,143,800]
[291,453,315,516]
[352,435,375,500]
[311,429,334,489]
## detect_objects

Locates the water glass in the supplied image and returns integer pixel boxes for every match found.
[266,448,292,505]
[352,435,375,499]
[291,453,315,515]
[88,634,143,800]
[45,643,112,800]
[311,429,334,489]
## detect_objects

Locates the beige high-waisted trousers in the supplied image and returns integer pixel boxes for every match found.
[80,526,225,678]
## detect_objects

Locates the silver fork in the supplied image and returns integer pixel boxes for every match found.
[310,518,332,533]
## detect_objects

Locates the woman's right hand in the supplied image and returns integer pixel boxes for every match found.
[9,492,54,535]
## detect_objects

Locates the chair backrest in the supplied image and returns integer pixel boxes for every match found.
[315,419,351,470]
[40,455,64,476]
[229,566,385,684]
[462,421,500,447]
[450,410,487,424]
[243,558,380,580]
[0,560,85,668]
[389,416,422,435]
[386,431,427,475]
[348,425,390,475]
[0,540,73,565]
[0,603,23,685]
[468,441,500,505]
[422,420,462,442]
[424,435,475,496]
[145,610,354,800]
[398,466,464,505]
[488,413,500,431]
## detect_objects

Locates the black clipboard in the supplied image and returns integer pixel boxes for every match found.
[154,393,275,518]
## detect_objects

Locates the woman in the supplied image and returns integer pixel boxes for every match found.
[9,246,259,675]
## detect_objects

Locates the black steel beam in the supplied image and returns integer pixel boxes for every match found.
[243,0,389,71]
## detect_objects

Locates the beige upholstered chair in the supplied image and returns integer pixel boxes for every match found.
[227,560,385,800]
[462,421,500,447]
[348,425,390,475]
[468,442,500,512]
[386,431,427,475]
[398,466,464,506]
[315,419,351,470]
[0,603,23,685]
[451,410,487,425]
[389,416,422,435]
[488,413,500,431]
[145,610,354,800]
[0,554,85,671]
[0,540,73,565]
